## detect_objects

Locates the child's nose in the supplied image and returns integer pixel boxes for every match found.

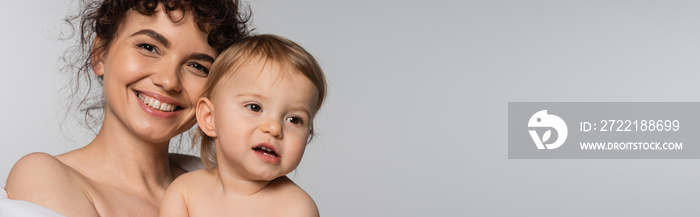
[260,118,283,139]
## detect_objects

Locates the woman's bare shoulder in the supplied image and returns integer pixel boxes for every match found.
[7,152,74,187]
[6,152,99,216]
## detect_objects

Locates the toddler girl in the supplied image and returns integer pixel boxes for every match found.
[159,34,326,217]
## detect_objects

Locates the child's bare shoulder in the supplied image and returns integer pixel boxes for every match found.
[265,176,320,217]
[161,168,217,207]
[169,168,217,191]
[160,168,217,217]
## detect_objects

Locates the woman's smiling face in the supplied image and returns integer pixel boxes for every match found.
[93,6,217,144]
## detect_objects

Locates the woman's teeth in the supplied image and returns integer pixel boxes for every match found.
[138,93,177,112]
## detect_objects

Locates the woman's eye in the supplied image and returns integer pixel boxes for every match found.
[137,43,158,53]
[245,104,262,112]
[286,116,304,125]
[189,63,210,74]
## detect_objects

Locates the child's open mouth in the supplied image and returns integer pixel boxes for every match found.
[253,145,279,158]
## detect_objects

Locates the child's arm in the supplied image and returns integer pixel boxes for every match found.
[159,177,190,217]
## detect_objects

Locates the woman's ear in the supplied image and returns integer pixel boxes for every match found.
[91,37,106,76]
[196,97,217,137]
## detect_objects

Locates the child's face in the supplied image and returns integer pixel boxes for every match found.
[206,59,318,181]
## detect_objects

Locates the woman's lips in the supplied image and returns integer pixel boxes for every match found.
[138,92,179,112]
[134,90,183,119]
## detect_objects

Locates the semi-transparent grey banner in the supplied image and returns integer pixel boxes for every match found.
[508,102,700,159]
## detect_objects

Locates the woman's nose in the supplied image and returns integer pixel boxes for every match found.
[151,61,182,92]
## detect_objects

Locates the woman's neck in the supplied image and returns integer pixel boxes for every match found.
[71,116,174,194]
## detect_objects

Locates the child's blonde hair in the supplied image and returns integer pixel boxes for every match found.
[195,34,327,168]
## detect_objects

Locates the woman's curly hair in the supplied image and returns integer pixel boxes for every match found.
[62,0,250,130]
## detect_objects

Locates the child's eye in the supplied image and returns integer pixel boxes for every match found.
[286,116,304,125]
[245,104,262,112]
[188,62,210,75]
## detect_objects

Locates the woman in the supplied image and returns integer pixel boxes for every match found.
[5,0,249,216]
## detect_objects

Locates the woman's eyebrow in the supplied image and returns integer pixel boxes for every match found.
[130,29,169,48]
[190,53,215,63]
[131,29,214,61]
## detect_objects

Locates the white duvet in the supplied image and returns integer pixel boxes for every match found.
[0,182,65,217]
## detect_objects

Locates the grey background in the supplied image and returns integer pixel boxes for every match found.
[2,0,699,216]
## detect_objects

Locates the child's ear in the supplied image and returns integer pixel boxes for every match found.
[196,97,217,137]
[91,37,106,76]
